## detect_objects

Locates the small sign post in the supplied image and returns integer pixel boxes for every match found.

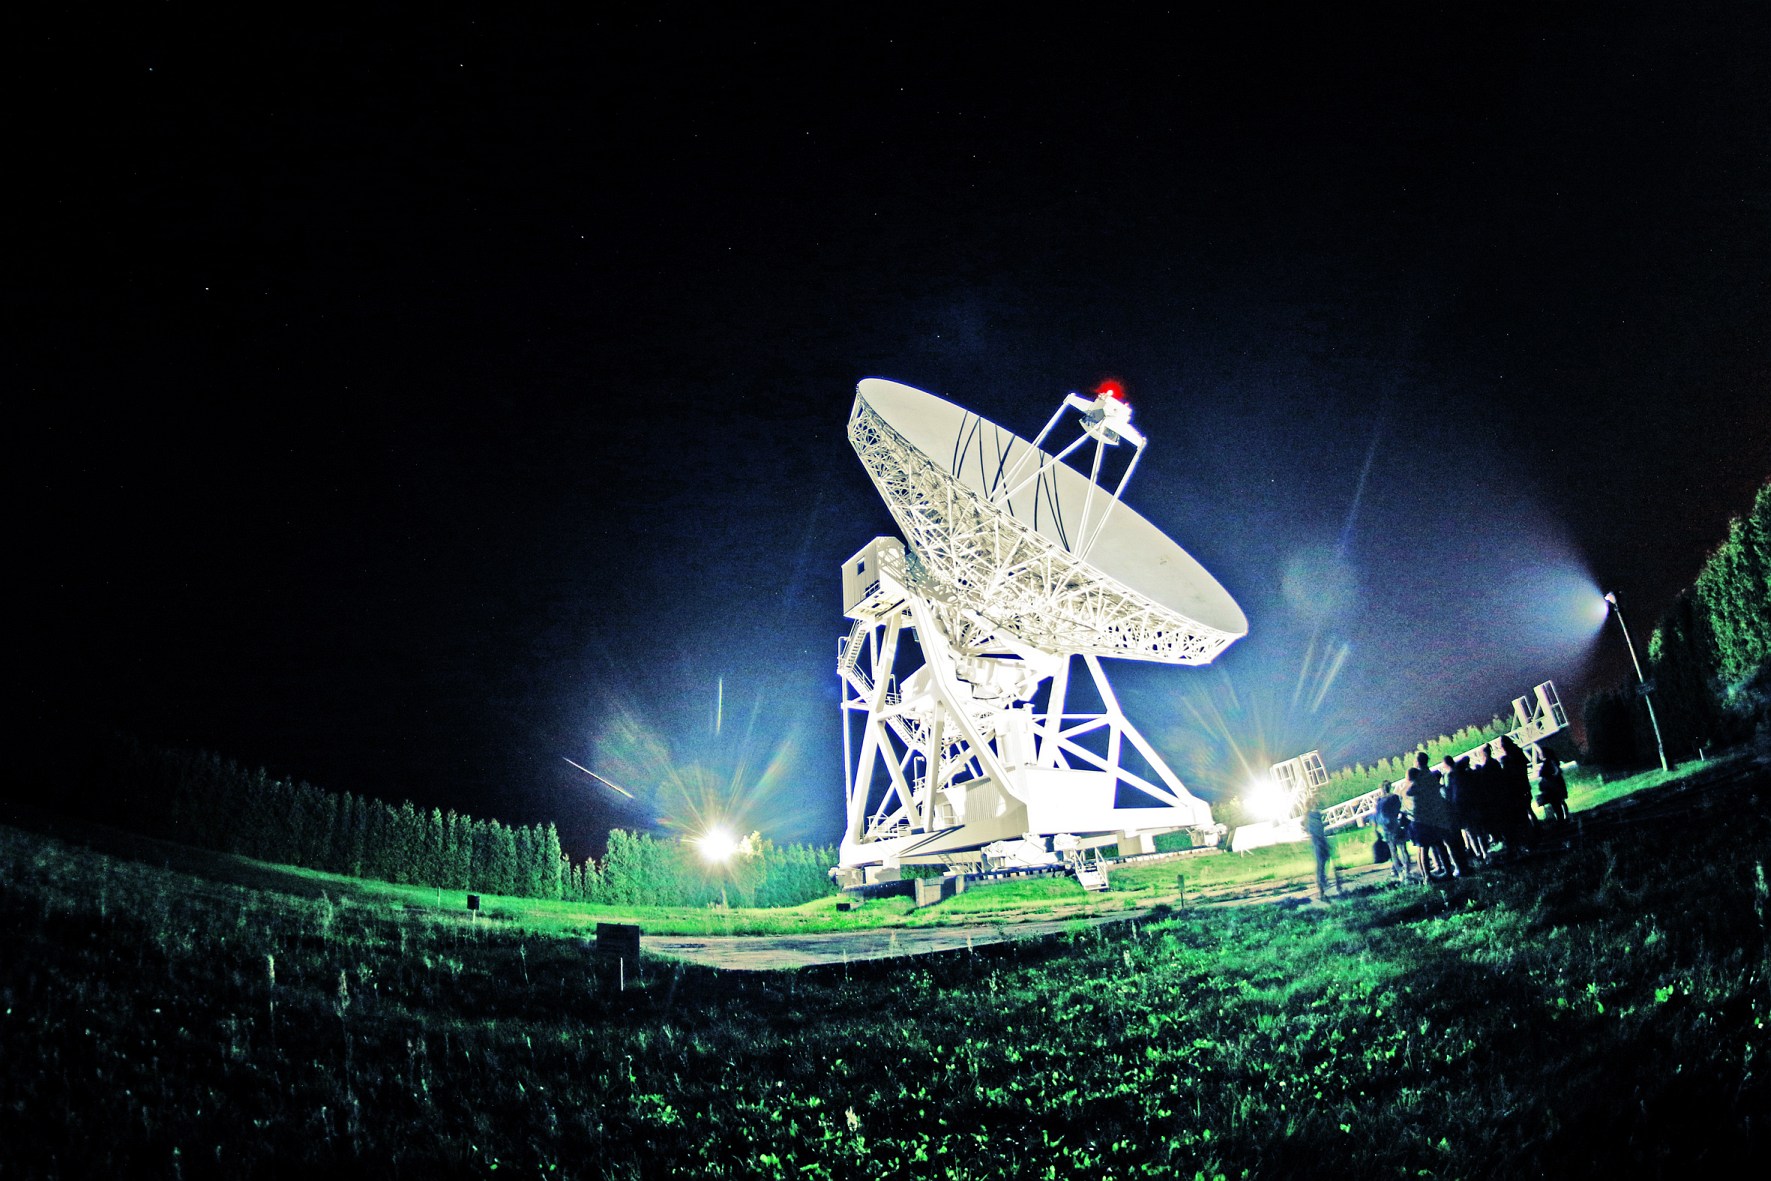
[597,923,641,991]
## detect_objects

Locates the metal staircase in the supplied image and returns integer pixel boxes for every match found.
[1073,853,1110,892]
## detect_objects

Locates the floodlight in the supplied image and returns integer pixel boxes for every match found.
[695,826,742,864]
[1245,777,1293,823]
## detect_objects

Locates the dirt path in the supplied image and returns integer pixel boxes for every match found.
[644,913,1140,970]
[645,855,1403,970]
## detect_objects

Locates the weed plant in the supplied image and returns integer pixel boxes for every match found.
[2,764,1766,1177]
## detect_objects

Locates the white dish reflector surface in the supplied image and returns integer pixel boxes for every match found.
[852,378,1247,662]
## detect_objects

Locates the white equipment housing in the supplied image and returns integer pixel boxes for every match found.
[1270,750,1330,809]
[1228,817,1308,853]
[837,379,1248,879]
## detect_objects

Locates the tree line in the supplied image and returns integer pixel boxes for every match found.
[573,829,838,909]
[1311,718,1520,812]
[74,734,837,908]
[1585,480,1771,770]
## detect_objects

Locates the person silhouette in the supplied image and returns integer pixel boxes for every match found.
[1499,736,1535,854]
[1374,782,1417,883]
[1407,751,1466,878]
[1536,757,1570,823]
[1305,808,1333,901]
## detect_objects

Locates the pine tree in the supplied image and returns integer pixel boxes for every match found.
[1695,488,1771,697]
[541,824,565,901]
[499,822,522,895]
[1649,591,1724,759]
[420,808,444,887]
[466,819,489,892]
[513,825,536,898]
[601,830,643,906]
[443,811,468,890]
[477,821,514,895]
[393,801,421,883]
[367,801,396,882]
[470,821,492,893]
[298,782,330,867]
[350,797,372,879]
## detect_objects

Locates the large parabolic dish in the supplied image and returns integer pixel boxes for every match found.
[848,378,1247,663]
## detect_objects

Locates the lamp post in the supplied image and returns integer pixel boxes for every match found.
[1604,591,1669,773]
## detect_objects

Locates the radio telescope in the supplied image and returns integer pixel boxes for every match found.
[836,378,1247,882]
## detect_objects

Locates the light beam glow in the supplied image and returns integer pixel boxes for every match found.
[584,676,802,842]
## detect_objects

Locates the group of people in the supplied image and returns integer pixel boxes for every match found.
[1369,738,1570,884]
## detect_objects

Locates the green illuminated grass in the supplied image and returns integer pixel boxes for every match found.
[1564,759,1695,812]
[3,757,1763,1176]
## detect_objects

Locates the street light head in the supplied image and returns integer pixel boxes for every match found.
[1604,591,1619,606]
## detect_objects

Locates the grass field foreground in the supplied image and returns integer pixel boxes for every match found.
[2,759,1767,1177]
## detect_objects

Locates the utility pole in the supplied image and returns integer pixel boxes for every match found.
[1604,591,1669,773]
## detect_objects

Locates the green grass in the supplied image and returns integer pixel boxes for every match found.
[3,758,1765,1177]
[1563,758,1708,812]
[2,756,1693,942]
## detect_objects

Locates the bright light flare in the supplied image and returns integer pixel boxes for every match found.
[1153,658,1370,805]
[1243,775,1296,822]
[1502,561,1611,654]
[583,676,801,843]
[694,826,749,864]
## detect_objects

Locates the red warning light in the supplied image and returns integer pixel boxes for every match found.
[1093,378,1127,401]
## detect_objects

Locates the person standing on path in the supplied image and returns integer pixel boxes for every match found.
[1305,807,1334,901]
[1499,735,1536,856]
[1374,782,1418,883]
[1407,751,1467,878]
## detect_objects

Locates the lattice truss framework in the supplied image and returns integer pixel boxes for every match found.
[848,398,1239,665]
[837,587,1207,851]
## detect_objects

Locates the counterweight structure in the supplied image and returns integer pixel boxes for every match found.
[836,379,1248,880]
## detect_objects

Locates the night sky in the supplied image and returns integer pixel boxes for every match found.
[16,7,1769,857]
